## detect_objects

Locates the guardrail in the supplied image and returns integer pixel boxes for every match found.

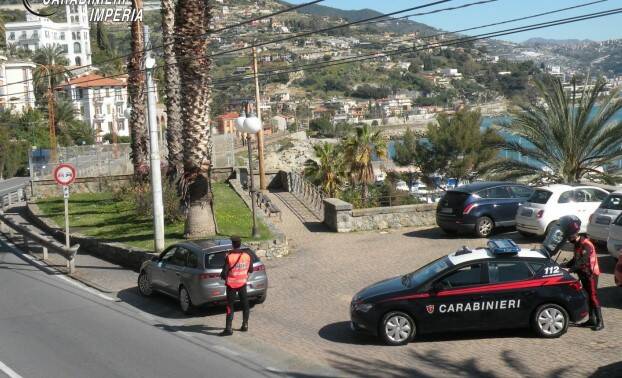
[0,184,80,273]
[0,184,28,208]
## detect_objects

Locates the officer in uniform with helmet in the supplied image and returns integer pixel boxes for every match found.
[557,215,604,331]
[219,235,253,336]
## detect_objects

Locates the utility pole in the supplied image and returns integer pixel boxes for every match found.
[40,64,57,162]
[252,47,267,191]
[144,25,165,253]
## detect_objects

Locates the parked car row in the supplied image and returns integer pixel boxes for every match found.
[436,182,622,259]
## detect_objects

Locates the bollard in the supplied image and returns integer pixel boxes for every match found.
[67,258,75,274]
[42,246,48,261]
[23,234,29,253]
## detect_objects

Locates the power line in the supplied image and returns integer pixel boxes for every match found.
[3,0,325,88]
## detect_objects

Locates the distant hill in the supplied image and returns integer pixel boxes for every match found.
[522,38,595,46]
[278,1,438,34]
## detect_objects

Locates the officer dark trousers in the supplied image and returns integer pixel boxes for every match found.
[578,272,603,331]
[225,285,249,331]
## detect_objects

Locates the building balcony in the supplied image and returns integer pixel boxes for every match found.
[115,96,124,104]
[93,113,105,121]
[93,95,104,103]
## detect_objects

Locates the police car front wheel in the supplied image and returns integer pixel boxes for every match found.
[533,304,569,338]
[380,311,416,346]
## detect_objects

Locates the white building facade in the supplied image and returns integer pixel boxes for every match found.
[5,5,91,66]
[0,55,36,113]
[58,74,129,141]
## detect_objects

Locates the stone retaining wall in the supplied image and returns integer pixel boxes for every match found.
[26,202,155,271]
[323,198,436,232]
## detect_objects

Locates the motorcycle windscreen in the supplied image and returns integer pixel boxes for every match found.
[542,224,565,256]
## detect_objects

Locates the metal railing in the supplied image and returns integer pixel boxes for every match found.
[0,184,79,273]
[286,171,325,220]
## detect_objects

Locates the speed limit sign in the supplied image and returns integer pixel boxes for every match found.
[53,163,77,186]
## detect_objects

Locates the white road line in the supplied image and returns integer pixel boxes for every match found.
[0,360,23,378]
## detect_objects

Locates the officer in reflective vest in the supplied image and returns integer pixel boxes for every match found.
[562,218,603,331]
[219,235,253,336]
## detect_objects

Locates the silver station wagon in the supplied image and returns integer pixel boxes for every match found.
[137,239,268,314]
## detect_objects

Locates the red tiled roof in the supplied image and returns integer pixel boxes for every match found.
[217,112,239,120]
[59,74,126,88]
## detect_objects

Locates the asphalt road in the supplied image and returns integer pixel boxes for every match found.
[0,177,29,196]
[0,239,305,378]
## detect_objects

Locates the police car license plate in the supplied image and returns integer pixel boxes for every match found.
[595,216,611,225]
[441,207,453,214]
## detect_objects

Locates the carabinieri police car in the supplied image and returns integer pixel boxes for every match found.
[350,239,588,346]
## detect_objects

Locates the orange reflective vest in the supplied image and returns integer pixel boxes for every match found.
[225,251,251,289]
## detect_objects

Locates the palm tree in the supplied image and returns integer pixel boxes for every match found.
[304,142,345,197]
[161,0,182,181]
[32,45,71,106]
[491,77,622,184]
[175,0,215,238]
[343,124,387,202]
[127,0,148,177]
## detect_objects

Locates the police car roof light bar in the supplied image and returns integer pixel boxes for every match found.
[487,239,521,255]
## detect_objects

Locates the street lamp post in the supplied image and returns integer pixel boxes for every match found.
[235,111,261,238]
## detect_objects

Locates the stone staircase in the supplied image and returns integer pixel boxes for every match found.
[270,191,322,224]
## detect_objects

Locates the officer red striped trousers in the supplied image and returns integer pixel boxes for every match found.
[578,273,600,308]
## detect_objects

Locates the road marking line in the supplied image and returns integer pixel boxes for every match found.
[0,360,23,378]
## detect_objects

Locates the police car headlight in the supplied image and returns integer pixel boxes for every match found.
[354,303,373,312]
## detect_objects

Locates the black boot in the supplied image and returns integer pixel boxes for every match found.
[220,315,233,336]
[240,322,248,332]
[582,309,596,327]
[592,307,604,331]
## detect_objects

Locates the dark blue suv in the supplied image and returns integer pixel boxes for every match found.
[436,182,533,237]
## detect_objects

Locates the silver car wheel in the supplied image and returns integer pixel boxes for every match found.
[384,315,412,343]
[537,307,565,336]
[138,272,152,296]
[180,287,191,313]
[478,218,493,235]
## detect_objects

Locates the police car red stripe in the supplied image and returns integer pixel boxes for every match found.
[379,276,575,303]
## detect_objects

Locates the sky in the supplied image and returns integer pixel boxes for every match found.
[288,0,622,42]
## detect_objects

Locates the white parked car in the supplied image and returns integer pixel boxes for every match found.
[515,184,609,237]
[587,190,622,243]
[395,180,409,192]
[607,214,622,259]
[409,181,429,195]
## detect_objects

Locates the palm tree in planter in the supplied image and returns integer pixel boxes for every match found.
[175,0,216,238]
[127,0,148,177]
[343,124,387,203]
[161,0,182,181]
[490,77,622,184]
[304,142,345,198]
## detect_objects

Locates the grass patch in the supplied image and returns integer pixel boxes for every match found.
[37,182,272,251]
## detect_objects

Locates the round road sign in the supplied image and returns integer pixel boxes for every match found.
[54,163,77,186]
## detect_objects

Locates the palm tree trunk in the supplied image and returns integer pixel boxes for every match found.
[161,0,183,181]
[128,0,148,178]
[175,0,215,238]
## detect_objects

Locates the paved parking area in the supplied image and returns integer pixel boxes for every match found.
[125,192,621,378]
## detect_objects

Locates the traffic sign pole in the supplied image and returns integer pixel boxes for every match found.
[54,164,76,273]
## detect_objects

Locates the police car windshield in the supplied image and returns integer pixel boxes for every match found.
[403,257,453,287]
